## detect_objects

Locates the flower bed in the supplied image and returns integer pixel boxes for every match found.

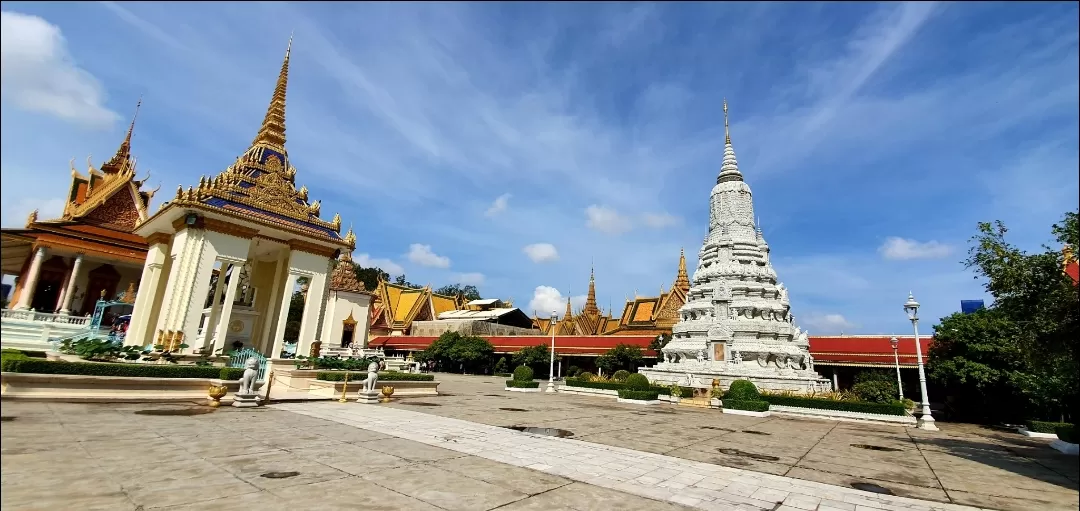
[761,394,907,416]
[315,371,434,382]
[724,399,771,412]
[2,358,244,380]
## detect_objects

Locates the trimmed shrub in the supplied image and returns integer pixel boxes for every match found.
[1055,425,1076,443]
[724,399,771,412]
[725,379,759,401]
[494,373,512,378]
[567,365,580,377]
[761,394,907,416]
[576,371,595,381]
[852,380,897,404]
[493,357,509,374]
[611,370,630,382]
[1026,420,1073,434]
[617,389,660,401]
[564,378,624,391]
[2,359,227,379]
[316,371,435,382]
[219,367,246,380]
[512,365,535,382]
[2,348,45,359]
[505,379,540,388]
[624,373,650,390]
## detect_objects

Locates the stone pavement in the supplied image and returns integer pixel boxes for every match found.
[281,401,990,511]
[373,373,1079,511]
[0,401,698,511]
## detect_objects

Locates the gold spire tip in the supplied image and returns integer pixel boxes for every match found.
[723,98,731,145]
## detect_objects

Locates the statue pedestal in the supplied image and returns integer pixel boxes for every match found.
[356,390,380,404]
[232,393,261,408]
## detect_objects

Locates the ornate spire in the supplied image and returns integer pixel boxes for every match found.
[564,296,573,320]
[101,98,141,173]
[674,247,690,293]
[26,209,38,227]
[344,226,356,249]
[251,35,292,153]
[717,98,743,184]
[584,263,599,315]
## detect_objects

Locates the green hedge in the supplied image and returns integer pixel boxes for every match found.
[564,377,671,395]
[2,348,46,359]
[494,372,512,378]
[1026,420,1073,434]
[724,399,771,412]
[316,371,435,382]
[725,380,760,401]
[2,358,239,380]
[1056,425,1076,443]
[617,389,660,401]
[506,379,540,388]
[761,394,907,416]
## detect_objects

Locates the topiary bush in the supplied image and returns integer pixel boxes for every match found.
[725,379,759,401]
[611,369,630,382]
[505,379,540,388]
[493,357,508,375]
[512,365,535,382]
[623,373,650,390]
[567,365,580,378]
[576,371,595,381]
[852,380,897,404]
[1055,424,1076,443]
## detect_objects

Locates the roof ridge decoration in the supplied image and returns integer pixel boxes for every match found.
[674,247,690,293]
[328,254,366,293]
[716,98,743,184]
[584,263,599,316]
[164,35,344,241]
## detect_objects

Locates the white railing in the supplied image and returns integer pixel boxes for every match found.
[1,308,92,325]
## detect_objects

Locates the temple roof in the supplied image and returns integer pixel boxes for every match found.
[369,279,468,333]
[158,37,347,246]
[328,239,370,294]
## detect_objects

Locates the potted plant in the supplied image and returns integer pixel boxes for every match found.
[669,383,683,403]
[709,387,723,408]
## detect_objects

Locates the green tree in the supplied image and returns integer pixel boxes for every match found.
[512,344,558,376]
[435,283,482,301]
[394,274,423,289]
[419,331,495,374]
[353,266,390,292]
[935,209,1079,422]
[597,343,644,374]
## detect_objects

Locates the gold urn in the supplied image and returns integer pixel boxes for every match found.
[207,384,228,407]
[380,385,395,402]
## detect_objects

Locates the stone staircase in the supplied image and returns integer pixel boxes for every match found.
[1,309,91,353]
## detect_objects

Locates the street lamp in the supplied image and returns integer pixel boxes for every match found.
[904,292,938,431]
[547,310,557,393]
[889,336,903,400]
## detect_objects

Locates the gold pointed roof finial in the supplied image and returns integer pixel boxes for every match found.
[26,209,38,227]
[584,261,599,315]
[564,296,573,319]
[344,225,356,248]
[251,34,293,152]
[674,247,690,293]
[723,98,731,145]
[102,97,142,173]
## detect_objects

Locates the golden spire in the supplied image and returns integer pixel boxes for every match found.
[344,226,356,248]
[564,296,573,320]
[251,34,292,152]
[675,247,690,293]
[723,98,730,145]
[101,98,141,173]
[584,263,599,316]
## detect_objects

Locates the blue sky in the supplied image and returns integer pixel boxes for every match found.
[1,2,1077,334]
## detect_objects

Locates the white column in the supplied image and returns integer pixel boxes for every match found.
[212,262,244,354]
[14,247,47,310]
[296,270,328,359]
[258,249,290,354]
[270,273,299,360]
[127,242,170,347]
[202,262,229,350]
[59,254,85,314]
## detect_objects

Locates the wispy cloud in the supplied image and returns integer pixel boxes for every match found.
[585,205,633,235]
[523,243,559,264]
[406,244,451,269]
[801,313,857,335]
[878,237,953,261]
[484,193,510,217]
[453,272,485,286]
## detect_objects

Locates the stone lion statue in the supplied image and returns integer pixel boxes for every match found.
[358,361,380,393]
[238,357,259,395]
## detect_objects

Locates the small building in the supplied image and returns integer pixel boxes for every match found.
[367,281,468,338]
[410,299,539,337]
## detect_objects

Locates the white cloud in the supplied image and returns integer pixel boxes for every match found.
[484,193,511,217]
[454,272,485,286]
[527,285,585,317]
[878,237,953,260]
[800,313,857,334]
[585,205,633,235]
[642,212,680,228]
[1,196,66,227]
[406,243,451,268]
[0,11,119,127]
[352,254,405,276]
[522,243,560,263]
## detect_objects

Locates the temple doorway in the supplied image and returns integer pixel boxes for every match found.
[80,264,121,317]
[30,256,69,312]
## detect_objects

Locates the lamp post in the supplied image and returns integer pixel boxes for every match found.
[904,292,938,431]
[547,310,557,393]
[889,336,903,400]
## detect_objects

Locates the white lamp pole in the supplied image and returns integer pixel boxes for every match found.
[547,310,557,393]
[889,336,903,400]
[904,292,938,431]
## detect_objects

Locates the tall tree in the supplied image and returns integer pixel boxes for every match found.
[353,266,390,292]
[435,283,482,301]
[394,274,423,289]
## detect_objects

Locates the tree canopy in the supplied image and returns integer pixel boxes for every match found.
[416,331,495,374]
[596,343,645,373]
[352,264,482,297]
[435,284,482,301]
[512,344,559,376]
[929,210,1078,423]
[353,266,389,293]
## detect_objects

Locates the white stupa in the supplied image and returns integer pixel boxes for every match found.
[639,100,832,393]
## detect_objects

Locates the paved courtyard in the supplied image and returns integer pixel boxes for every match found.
[0,373,1074,511]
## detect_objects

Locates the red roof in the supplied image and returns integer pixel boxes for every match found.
[369,334,934,367]
[809,336,933,367]
[1066,260,1079,285]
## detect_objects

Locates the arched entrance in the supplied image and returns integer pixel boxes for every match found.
[80,264,121,318]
